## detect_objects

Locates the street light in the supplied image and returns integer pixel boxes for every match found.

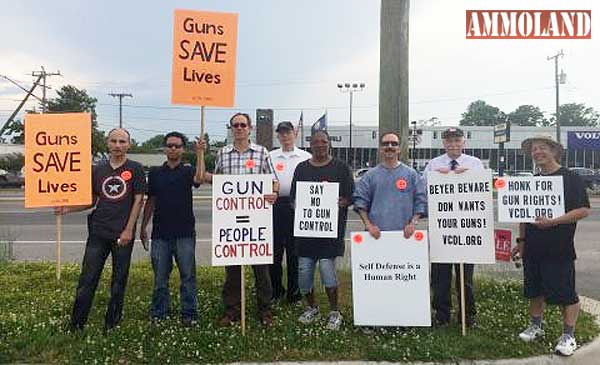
[337,82,365,169]
[547,50,566,144]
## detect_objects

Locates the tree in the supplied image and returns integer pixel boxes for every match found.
[46,85,106,155]
[507,105,547,126]
[0,153,24,172]
[548,103,600,127]
[4,119,24,144]
[459,100,505,126]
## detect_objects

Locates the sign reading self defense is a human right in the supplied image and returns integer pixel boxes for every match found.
[172,9,238,107]
[25,113,92,208]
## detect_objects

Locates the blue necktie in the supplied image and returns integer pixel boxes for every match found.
[450,160,458,171]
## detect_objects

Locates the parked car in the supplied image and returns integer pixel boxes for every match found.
[570,167,600,190]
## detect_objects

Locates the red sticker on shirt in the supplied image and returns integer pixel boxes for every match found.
[120,170,132,181]
[494,178,506,189]
[275,162,285,172]
[245,159,256,169]
[396,178,407,190]
[414,231,424,241]
[353,234,363,244]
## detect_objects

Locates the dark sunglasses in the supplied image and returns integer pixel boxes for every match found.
[231,122,248,129]
[165,143,184,149]
[381,141,399,147]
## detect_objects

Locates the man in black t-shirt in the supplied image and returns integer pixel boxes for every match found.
[55,128,146,332]
[140,131,203,327]
[515,135,590,357]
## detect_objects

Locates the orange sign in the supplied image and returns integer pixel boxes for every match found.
[25,113,92,208]
[172,9,238,107]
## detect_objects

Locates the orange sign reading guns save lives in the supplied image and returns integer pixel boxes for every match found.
[25,113,92,208]
[172,9,238,107]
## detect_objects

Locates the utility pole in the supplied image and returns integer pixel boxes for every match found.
[547,50,565,144]
[108,93,133,128]
[0,74,43,138]
[380,0,409,159]
[32,66,62,113]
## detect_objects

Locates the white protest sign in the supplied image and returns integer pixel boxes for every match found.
[427,170,495,264]
[212,175,273,266]
[293,181,339,238]
[496,176,565,223]
[351,230,431,326]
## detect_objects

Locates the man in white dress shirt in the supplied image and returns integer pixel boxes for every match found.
[424,127,484,327]
[269,121,312,304]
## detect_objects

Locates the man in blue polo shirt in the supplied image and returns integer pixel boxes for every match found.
[140,131,203,326]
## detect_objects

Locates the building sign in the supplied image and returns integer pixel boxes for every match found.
[567,131,600,150]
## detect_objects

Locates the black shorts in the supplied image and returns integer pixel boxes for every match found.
[523,258,579,305]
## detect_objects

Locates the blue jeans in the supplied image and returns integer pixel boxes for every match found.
[71,233,133,329]
[298,257,338,295]
[150,237,197,320]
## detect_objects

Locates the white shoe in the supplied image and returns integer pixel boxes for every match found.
[326,311,343,330]
[518,324,544,342]
[555,334,577,356]
[298,306,320,324]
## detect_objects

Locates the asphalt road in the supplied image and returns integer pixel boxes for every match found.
[1,195,600,299]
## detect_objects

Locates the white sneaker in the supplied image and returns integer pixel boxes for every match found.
[326,311,343,330]
[555,334,577,356]
[518,324,545,342]
[298,306,320,324]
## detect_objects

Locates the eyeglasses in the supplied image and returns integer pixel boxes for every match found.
[231,123,248,129]
[165,143,184,149]
[381,141,399,147]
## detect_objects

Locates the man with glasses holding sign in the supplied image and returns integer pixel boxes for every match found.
[140,131,204,327]
[516,135,590,356]
[354,132,426,240]
[200,113,278,328]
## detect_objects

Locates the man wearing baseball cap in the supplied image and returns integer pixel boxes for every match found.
[516,135,590,356]
[269,121,311,304]
[424,127,484,327]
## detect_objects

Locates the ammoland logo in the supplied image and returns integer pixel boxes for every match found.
[466,10,591,39]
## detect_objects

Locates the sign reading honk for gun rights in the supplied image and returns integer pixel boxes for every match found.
[496,176,565,223]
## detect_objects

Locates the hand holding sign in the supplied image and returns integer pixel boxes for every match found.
[532,216,556,229]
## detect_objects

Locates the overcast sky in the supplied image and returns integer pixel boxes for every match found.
[1,0,598,142]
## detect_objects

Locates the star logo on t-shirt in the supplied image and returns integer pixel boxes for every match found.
[101,175,127,201]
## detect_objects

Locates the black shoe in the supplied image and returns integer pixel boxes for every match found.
[103,322,119,335]
[65,322,84,333]
[181,318,197,328]
[287,293,302,304]
[433,318,450,328]
[466,317,477,328]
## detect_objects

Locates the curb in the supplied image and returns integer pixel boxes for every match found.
[226,296,600,365]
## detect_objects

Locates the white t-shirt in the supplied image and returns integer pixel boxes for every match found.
[269,147,311,197]
[424,153,484,173]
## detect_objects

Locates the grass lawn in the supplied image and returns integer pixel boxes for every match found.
[0,261,598,364]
